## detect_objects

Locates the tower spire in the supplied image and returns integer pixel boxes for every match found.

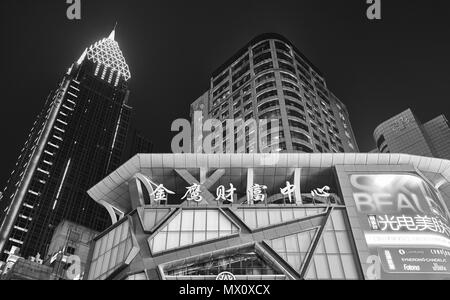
[108,22,117,40]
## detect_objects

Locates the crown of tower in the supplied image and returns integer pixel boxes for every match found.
[78,26,131,82]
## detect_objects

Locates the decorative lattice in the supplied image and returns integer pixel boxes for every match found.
[86,36,131,82]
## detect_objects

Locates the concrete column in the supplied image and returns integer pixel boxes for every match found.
[294,168,302,204]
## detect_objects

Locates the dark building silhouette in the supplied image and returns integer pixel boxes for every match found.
[123,129,153,161]
[0,29,132,260]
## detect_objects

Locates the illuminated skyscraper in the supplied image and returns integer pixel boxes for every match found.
[0,29,132,260]
[191,33,359,154]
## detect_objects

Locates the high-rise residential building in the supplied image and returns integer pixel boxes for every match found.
[373,108,450,159]
[190,33,359,154]
[0,29,132,261]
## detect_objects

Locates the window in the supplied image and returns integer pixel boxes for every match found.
[275,41,291,54]
[287,109,306,121]
[282,81,300,92]
[256,72,275,84]
[279,62,296,74]
[289,120,309,133]
[284,90,302,101]
[253,52,272,66]
[252,41,270,56]
[232,74,251,92]
[292,143,314,153]
[285,99,305,112]
[258,100,279,112]
[257,90,277,102]
[281,72,298,83]
[277,51,294,64]
[254,62,273,75]
[291,131,311,143]
[213,71,229,87]
[256,81,276,93]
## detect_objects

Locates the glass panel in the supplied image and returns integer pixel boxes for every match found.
[116,241,126,265]
[314,255,331,279]
[152,231,167,253]
[193,232,205,243]
[92,240,101,260]
[219,213,232,232]
[323,232,339,254]
[292,209,306,219]
[168,214,181,231]
[243,210,257,229]
[341,254,359,279]
[101,250,112,276]
[121,221,129,242]
[206,231,219,240]
[181,210,194,231]
[99,235,107,255]
[256,210,269,228]
[194,210,207,231]
[268,210,282,225]
[298,231,312,253]
[328,255,345,279]
[113,223,123,246]
[287,254,302,271]
[106,231,114,252]
[109,246,119,270]
[281,209,294,222]
[207,210,219,231]
[94,254,105,279]
[336,231,353,253]
[305,260,317,279]
[270,237,285,253]
[285,234,299,253]
[331,210,347,231]
[180,232,193,246]
[166,232,180,249]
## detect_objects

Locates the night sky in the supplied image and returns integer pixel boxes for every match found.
[1,0,449,187]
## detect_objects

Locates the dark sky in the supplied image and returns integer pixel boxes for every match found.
[1,0,450,186]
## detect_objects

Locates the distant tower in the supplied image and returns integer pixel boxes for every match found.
[0,28,133,260]
[373,108,450,159]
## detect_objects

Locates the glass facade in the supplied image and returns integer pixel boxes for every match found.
[305,210,359,280]
[88,219,137,280]
[148,209,240,254]
[166,247,278,277]
[235,207,326,230]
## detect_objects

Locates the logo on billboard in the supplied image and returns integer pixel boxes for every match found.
[216,271,236,280]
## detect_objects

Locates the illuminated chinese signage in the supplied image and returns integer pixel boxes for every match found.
[350,173,450,278]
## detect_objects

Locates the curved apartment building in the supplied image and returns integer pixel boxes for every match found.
[191,33,358,154]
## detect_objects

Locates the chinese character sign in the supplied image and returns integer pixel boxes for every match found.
[247,184,268,204]
[216,184,236,203]
[349,173,450,279]
[182,183,203,202]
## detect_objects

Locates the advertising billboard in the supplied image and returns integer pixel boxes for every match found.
[349,173,450,279]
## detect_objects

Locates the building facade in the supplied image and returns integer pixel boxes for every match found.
[45,220,98,280]
[84,153,450,280]
[190,33,359,154]
[0,29,132,261]
[374,109,450,159]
